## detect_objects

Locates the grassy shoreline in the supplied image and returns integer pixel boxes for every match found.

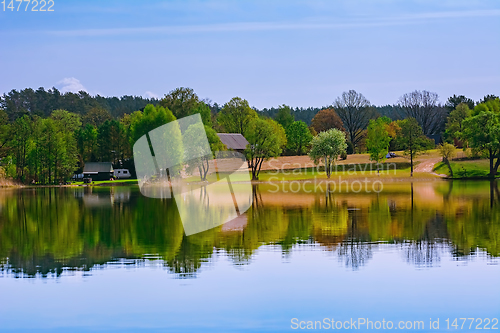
[3,151,500,188]
[433,159,500,179]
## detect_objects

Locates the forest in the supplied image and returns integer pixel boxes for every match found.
[0,86,499,184]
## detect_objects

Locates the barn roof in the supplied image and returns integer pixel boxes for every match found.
[217,133,249,150]
[83,162,114,174]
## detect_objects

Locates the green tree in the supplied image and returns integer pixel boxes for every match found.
[445,94,474,112]
[396,118,432,177]
[217,97,258,134]
[0,109,12,158]
[437,143,456,177]
[461,111,500,177]
[76,124,98,163]
[129,104,183,176]
[366,117,391,173]
[129,104,177,144]
[159,87,212,126]
[11,115,32,180]
[82,107,112,127]
[274,104,294,129]
[445,103,471,143]
[49,110,81,183]
[480,94,499,104]
[160,87,199,119]
[308,128,347,178]
[244,118,286,180]
[97,120,124,163]
[285,121,313,155]
[183,123,225,181]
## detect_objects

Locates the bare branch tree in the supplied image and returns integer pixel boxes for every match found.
[396,90,447,136]
[333,90,374,150]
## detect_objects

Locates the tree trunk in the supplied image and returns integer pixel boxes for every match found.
[445,158,453,178]
[489,148,495,178]
[494,154,500,177]
[324,156,330,178]
[410,150,413,177]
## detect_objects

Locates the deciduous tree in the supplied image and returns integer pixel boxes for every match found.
[396,90,446,136]
[244,118,286,180]
[333,90,374,150]
[437,143,456,177]
[0,109,12,158]
[396,118,433,176]
[274,104,294,129]
[82,107,112,127]
[285,121,313,155]
[217,97,258,134]
[308,129,347,178]
[461,99,500,177]
[159,87,212,126]
[445,103,471,143]
[366,117,391,173]
[310,108,344,133]
[184,124,225,181]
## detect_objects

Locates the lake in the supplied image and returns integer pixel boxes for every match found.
[0,181,499,332]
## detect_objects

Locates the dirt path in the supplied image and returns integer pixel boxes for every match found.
[413,158,442,174]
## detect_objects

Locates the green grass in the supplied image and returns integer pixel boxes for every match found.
[72,179,138,185]
[434,159,498,178]
[257,165,435,181]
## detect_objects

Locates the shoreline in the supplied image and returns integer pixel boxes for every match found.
[2,175,500,189]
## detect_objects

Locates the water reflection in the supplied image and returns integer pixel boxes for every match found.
[0,180,498,278]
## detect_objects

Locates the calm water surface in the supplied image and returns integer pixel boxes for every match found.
[0,181,499,332]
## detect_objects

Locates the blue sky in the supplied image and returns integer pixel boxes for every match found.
[1,0,499,108]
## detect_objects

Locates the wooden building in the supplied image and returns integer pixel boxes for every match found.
[83,162,114,181]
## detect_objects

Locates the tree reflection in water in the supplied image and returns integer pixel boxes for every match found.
[0,180,499,278]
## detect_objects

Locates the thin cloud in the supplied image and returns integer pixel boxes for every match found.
[144,91,159,99]
[44,9,500,37]
[57,77,87,93]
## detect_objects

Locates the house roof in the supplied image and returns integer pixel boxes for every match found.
[83,162,114,173]
[217,133,249,150]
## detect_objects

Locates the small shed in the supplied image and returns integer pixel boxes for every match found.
[217,133,249,152]
[83,162,114,181]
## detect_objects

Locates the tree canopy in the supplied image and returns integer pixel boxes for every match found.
[366,117,391,171]
[396,117,433,176]
[308,128,347,178]
[285,121,313,155]
[310,108,344,133]
[333,90,373,150]
[274,104,294,129]
[461,98,500,177]
[396,90,446,136]
[159,87,212,126]
[445,94,475,112]
[244,118,286,180]
[217,97,258,134]
[445,103,471,143]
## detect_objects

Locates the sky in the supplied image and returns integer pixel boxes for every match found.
[0,0,499,109]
